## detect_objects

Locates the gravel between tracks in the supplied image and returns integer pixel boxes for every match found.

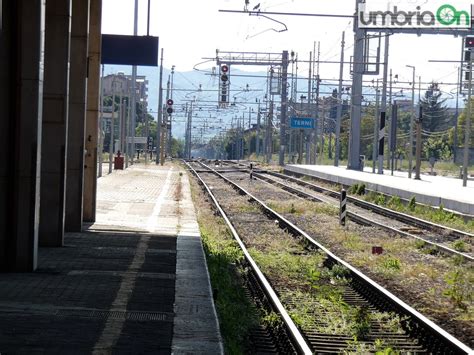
[219,170,474,348]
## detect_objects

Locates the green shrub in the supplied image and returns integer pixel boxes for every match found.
[349,183,359,194]
[443,269,471,309]
[408,196,416,211]
[350,306,371,340]
[374,193,386,206]
[414,240,426,249]
[452,240,467,252]
[290,203,296,214]
[356,184,366,195]
[382,257,401,271]
[387,196,402,210]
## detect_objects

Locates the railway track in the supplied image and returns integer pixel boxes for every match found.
[218,160,473,261]
[186,160,472,354]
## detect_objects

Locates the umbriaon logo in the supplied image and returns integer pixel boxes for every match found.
[358,1,472,29]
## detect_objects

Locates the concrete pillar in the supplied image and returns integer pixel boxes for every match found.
[83,0,101,222]
[65,0,90,232]
[0,0,45,271]
[39,0,72,247]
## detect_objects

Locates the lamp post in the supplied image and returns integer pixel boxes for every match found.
[463,51,472,187]
[406,65,415,178]
[167,65,175,156]
[371,79,380,173]
[109,76,117,174]
[414,75,422,180]
[99,65,105,177]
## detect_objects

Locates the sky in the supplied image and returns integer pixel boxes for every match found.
[101,0,473,141]
[101,0,471,89]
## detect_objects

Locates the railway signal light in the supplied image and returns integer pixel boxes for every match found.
[465,37,474,48]
[219,64,230,105]
[166,99,174,114]
[464,49,471,62]
[220,64,229,82]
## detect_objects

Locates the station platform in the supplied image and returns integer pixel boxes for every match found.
[285,164,474,216]
[0,163,223,354]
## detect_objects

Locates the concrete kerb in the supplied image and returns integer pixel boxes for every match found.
[285,165,474,217]
[172,169,224,354]
[172,231,224,355]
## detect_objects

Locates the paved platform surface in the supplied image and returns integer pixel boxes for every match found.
[0,163,223,354]
[286,164,474,216]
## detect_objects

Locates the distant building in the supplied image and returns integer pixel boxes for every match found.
[102,72,148,104]
[394,99,412,111]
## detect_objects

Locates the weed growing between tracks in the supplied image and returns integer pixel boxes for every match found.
[248,245,406,349]
[189,175,260,354]
[242,182,474,347]
[294,173,474,234]
[363,192,474,234]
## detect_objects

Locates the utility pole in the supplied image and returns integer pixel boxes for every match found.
[160,75,170,165]
[415,105,422,180]
[144,101,149,164]
[373,80,380,173]
[109,77,116,174]
[168,66,175,156]
[319,98,325,163]
[315,42,321,164]
[188,102,193,159]
[454,66,461,163]
[248,107,252,129]
[279,50,289,166]
[125,90,131,168]
[122,97,127,160]
[391,103,398,176]
[378,32,390,174]
[156,48,164,164]
[99,65,104,177]
[463,51,472,187]
[256,101,261,157]
[118,87,124,154]
[414,75,422,180]
[311,42,316,164]
[387,69,393,170]
[241,112,245,158]
[263,70,269,159]
[267,97,274,163]
[314,74,320,163]
[306,51,312,164]
[334,31,345,167]
[289,53,296,163]
[130,0,138,165]
[407,65,415,178]
[184,102,189,158]
[348,0,365,170]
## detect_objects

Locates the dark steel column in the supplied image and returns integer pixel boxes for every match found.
[39,0,72,246]
[65,0,90,231]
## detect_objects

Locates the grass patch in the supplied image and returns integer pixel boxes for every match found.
[380,256,401,271]
[189,176,261,354]
[267,199,338,217]
[349,183,366,196]
[363,192,474,234]
[443,268,473,310]
[452,240,467,252]
[342,233,366,252]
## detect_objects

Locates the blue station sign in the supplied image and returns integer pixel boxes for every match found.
[290,117,315,129]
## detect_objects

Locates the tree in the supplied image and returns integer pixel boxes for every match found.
[456,98,474,148]
[420,83,452,133]
[170,138,184,158]
[423,135,452,161]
